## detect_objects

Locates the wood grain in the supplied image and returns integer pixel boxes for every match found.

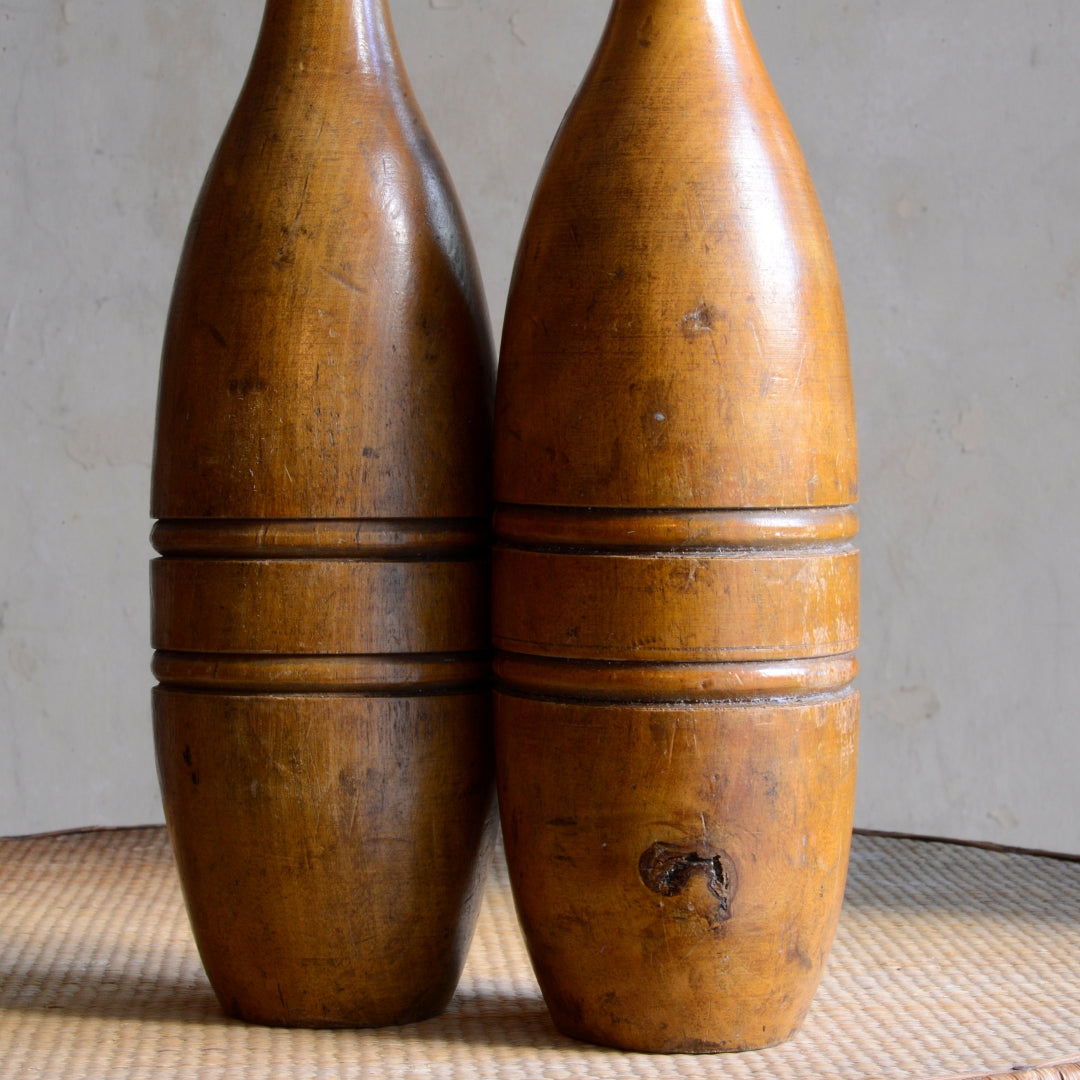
[493,0,859,1053]
[150,0,496,1027]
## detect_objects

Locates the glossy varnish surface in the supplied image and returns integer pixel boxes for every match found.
[151,0,496,1027]
[494,0,859,1053]
[494,0,855,511]
[152,0,492,522]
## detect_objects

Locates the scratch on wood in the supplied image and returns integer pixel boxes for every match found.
[320,266,366,295]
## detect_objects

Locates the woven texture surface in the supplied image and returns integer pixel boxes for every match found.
[0,827,1077,1080]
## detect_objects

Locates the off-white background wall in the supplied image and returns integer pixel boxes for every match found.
[1,1,1077,851]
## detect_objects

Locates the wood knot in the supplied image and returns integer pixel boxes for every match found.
[639,841,737,922]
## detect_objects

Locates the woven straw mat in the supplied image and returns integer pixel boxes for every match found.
[1,827,1078,1080]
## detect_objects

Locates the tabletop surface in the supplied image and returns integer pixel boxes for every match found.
[1,826,1078,1080]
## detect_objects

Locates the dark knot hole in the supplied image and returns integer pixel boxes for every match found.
[639,841,737,920]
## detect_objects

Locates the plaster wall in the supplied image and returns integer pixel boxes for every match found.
[1,1,1077,851]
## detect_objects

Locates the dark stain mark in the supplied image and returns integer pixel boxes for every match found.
[639,841,737,921]
[337,767,361,798]
[638,14,654,46]
[227,375,267,397]
[183,744,200,787]
[788,945,814,971]
[681,302,714,337]
[205,323,229,350]
[361,447,380,459]
[762,772,780,800]
[546,817,578,828]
